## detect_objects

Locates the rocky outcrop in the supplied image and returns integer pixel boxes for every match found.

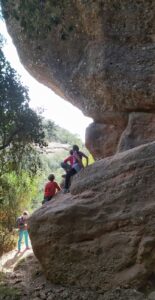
[29,141,155,292]
[85,112,128,159]
[2,1,155,158]
[117,112,155,152]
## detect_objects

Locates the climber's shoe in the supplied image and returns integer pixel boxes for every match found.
[16,250,22,254]
[25,247,31,250]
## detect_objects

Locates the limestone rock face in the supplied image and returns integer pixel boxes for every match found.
[2,1,155,158]
[85,112,128,159]
[29,142,155,292]
[117,112,155,152]
[102,289,146,300]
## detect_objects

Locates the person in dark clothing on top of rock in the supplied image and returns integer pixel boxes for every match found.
[63,145,88,193]
[42,174,61,204]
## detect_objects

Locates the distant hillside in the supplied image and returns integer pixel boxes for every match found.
[43,120,83,148]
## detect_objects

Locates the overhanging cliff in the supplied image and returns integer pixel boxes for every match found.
[2,1,155,158]
[2,2,155,297]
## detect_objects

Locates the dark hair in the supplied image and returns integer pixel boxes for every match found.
[23,211,29,216]
[73,145,79,152]
[48,174,55,181]
[70,150,73,155]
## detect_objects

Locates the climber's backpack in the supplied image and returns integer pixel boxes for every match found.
[17,216,25,230]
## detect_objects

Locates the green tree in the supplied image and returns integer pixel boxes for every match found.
[43,120,56,142]
[0,38,47,254]
[0,47,45,153]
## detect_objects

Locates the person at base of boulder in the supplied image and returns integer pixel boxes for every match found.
[63,145,88,193]
[16,211,30,253]
[60,150,74,178]
[42,174,61,204]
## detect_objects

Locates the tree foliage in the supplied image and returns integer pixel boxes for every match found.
[0,37,47,177]
[0,33,94,254]
[0,47,45,153]
[0,38,47,255]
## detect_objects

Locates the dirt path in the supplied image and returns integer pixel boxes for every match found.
[0,247,104,300]
[0,248,33,273]
[0,247,36,300]
[0,247,150,300]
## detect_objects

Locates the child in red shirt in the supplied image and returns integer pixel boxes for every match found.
[61,150,75,176]
[42,174,61,204]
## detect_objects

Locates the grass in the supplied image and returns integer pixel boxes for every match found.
[0,271,21,299]
[0,271,21,298]
[0,285,21,300]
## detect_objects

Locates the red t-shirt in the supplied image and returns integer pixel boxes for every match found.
[44,181,60,197]
[64,155,75,166]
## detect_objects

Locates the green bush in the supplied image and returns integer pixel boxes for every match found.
[0,171,39,255]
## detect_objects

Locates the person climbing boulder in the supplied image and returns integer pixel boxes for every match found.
[63,145,88,193]
[60,150,75,178]
[42,174,61,204]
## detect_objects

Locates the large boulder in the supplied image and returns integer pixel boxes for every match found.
[29,141,155,292]
[2,1,155,158]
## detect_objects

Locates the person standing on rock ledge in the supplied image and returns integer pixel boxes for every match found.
[42,174,61,204]
[63,145,88,193]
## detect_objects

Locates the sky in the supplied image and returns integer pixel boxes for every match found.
[0,20,92,141]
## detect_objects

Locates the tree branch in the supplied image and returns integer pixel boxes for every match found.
[0,129,20,150]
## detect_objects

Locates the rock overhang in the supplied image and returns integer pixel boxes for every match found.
[1,0,155,159]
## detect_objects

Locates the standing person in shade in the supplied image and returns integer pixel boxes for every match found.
[42,174,61,204]
[61,150,75,177]
[17,211,30,253]
[63,145,88,193]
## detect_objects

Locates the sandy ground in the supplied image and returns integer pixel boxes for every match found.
[0,246,104,300]
[0,247,33,273]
